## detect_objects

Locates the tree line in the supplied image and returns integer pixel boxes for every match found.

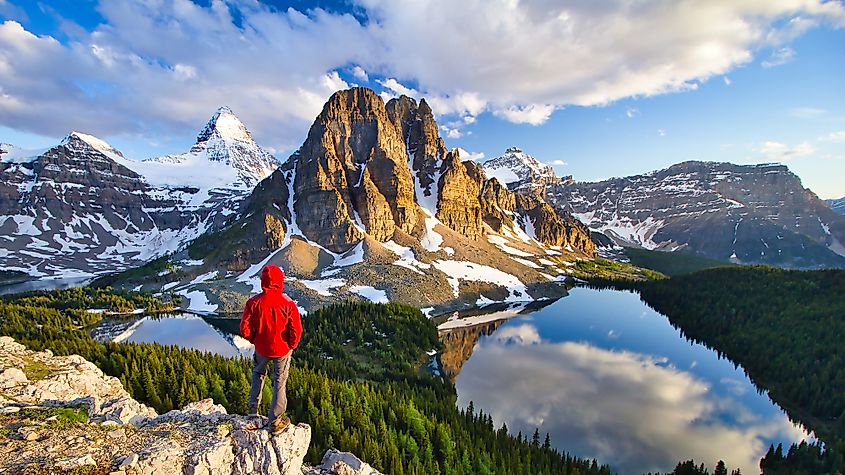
[0,292,609,475]
[638,266,845,474]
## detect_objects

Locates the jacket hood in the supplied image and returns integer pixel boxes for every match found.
[260,265,284,292]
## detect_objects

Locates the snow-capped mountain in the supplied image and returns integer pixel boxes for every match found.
[116,88,597,314]
[0,109,278,278]
[144,107,278,189]
[828,197,845,216]
[548,161,845,269]
[481,147,571,190]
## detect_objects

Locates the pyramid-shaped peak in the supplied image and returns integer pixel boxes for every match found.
[482,146,557,186]
[62,131,125,159]
[196,106,253,144]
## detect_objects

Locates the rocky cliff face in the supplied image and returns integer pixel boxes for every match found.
[0,336,379,475]
[0,109,278,279]
[175,88,597,313]
[549,161,845,268]
[287,88,418,252]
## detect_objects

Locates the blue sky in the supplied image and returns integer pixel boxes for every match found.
[1,0,844,198]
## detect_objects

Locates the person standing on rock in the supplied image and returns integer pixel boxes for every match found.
[240,264,303,433]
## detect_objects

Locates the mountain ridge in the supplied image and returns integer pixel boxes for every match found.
[167,88,595,313]
[546,160,845,268]
[0,109,279,278]
[481,146,572,191]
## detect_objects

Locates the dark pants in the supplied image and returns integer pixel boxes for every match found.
[247,351,291,423]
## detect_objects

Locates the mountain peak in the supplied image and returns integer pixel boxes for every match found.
[61,131,125,160]
[482,147,558,187]
[196,106,253,144]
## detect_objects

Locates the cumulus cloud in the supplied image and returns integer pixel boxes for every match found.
[761,47,796,67]
[351,65,368,82]
[626,107,639,118]
[493,104,555,125]
[456,332,806,475]
[757,141,816,161]
[1,0,844,151]
[0,3,376,154]
[550,159,567,166]
[456,147,485,162]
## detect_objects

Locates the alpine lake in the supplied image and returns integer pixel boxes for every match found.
[90,287,809,474]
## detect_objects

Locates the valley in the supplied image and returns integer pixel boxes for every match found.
[2,86,844,475]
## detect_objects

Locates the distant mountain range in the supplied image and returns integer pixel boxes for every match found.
[0,108,278,279]
[0,88,595,313]
[2,86,843,312]
[546,161,845,268]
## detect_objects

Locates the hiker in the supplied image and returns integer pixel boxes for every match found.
[240,264,303,433]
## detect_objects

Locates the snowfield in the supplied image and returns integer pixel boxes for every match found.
[432,260,530,301]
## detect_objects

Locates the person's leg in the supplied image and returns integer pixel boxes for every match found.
[268,352,292,424]
[247,352,270,415]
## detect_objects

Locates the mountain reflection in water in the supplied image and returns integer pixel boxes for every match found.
[92,313,252,359]
[437,288,808,475]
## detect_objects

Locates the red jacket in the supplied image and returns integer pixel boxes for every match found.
[240,265,303,358]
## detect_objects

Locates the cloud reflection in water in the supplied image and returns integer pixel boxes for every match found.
[455,323,805,474]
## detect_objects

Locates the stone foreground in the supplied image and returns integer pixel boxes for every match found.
[0,336,380,474]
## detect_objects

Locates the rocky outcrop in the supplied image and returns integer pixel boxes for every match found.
[550,161,845,268]
[0,337,379,475]
[479,176,596,254]
[436,153,484,240]
[289,88,418,252]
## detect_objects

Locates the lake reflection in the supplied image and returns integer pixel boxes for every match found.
[442,288,807,475]
[93,314,253,359]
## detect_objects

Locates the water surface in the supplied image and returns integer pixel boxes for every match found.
[92,313,252,359]
[439,288,807,475]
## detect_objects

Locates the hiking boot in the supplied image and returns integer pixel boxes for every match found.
[243,414,265,431]
[269,415,291,434]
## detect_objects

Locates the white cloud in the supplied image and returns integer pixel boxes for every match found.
[658,128,667,137]
[442,126,462,139]
[351,65,368,82]
[626,107,639,118]
[757,140,816,161]
[723,76,732,85]
[761,47,796,68]
[1,0,844,149]
[493,104,555,125]
[376,77,417,98]
[456,147,485,162]
[550,159,567,166]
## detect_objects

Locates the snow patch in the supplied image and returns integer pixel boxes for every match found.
[432,260,529,301]
[349,285,389,303]
[300,278,346,297]
[179,289,218,313]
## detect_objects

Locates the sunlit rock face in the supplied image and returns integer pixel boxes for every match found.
[446,289,807,475]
